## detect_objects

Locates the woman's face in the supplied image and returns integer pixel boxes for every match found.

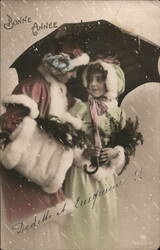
[51,70,75,83]
[88,73,106,98]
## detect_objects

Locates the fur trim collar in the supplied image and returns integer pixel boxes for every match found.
[3,95,39,119]
[37,64,66,92]
[69,53,90,69]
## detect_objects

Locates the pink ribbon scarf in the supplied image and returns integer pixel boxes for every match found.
[88,95,108,149]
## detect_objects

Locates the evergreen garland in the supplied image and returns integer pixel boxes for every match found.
[107,116,144,175]
[0,114,143,177]
[33,115,144,175]
[36,116,89,149]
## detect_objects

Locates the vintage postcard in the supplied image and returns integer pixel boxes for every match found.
[0,1,160,250]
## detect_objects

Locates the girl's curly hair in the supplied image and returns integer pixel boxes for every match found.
[86,63,108,85]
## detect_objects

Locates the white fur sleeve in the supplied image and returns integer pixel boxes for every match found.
[112,145,126,173]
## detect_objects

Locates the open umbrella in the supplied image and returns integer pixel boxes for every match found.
[10,19,160,102]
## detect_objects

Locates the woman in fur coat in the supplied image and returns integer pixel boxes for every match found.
[0,47,89,224]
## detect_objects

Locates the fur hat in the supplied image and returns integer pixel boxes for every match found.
[42,52,90,76]
[82,60,125,98]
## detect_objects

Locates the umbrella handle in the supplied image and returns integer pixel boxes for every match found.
[83,156,99,175]
[83,164,99,175]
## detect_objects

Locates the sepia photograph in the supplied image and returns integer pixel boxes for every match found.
[0,1,160,250]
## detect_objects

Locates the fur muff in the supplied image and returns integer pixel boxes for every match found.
[1,116,74,193]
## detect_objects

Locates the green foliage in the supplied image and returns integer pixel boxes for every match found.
[107,116,144,174]
[36,116,89,149]
[36,115,143,175]
[0,111,143,177]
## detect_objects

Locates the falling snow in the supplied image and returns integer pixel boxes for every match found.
[1,0,160,249]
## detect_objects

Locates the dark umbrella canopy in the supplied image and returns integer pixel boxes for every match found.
[10,19,160,102]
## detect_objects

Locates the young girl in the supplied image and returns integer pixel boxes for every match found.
[73,60,126,180]
[62,60,126,249]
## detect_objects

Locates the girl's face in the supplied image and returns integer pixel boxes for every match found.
[88,73,106,98]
